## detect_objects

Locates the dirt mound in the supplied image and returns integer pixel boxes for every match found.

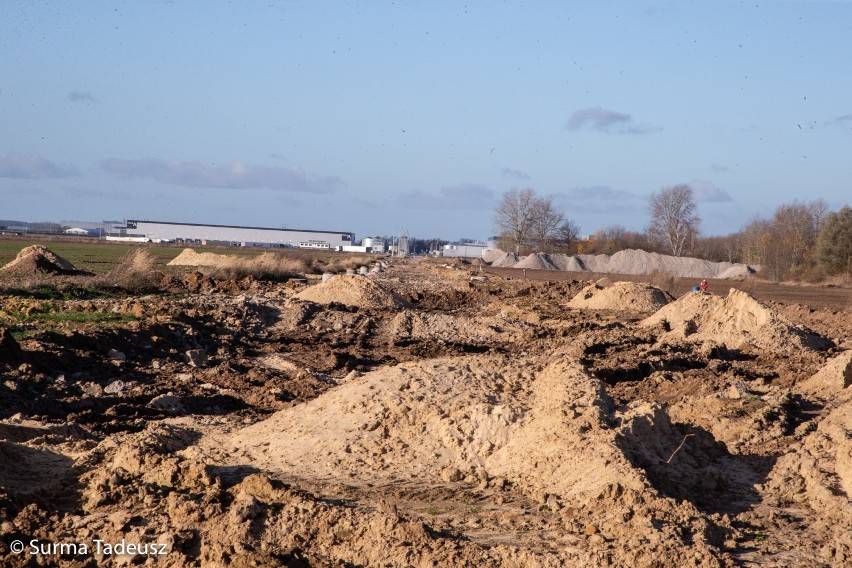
[514,253,558,270]
[481,249,503,264]
[762,398,852,564]
[641,288,831,353]
[549,253,586,271]
[167,248,234,267]
[568,281,671,312]
[489,251,519,267]
[796,350,852,398]
[0,244,78,274]
[294,274,410,309]
[222,353,729,564]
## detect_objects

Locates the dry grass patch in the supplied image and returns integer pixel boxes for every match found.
[101,248,163,292]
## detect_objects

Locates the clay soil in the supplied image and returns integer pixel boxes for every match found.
[1,258,851,567]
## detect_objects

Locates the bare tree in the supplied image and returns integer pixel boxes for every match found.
[554,218,582,252]
[494,188,536,254]
[530,195,565,251]
[647,184,701,257]
[494,188,568,254]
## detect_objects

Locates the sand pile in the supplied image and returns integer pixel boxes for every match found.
[222,353,728,563]
[0,245,78,274]
[549,253,586,271]
[514,253,558,270]
[168,248,234,267]
[294,274,409,309]
[641,289,831,353]
[795,351,852,398]
[228,355,601,494]
[593,249,753,279]
[485,248,754,279]
[490,251,519,267]
[481,249,503,264]
[568,281,671,312]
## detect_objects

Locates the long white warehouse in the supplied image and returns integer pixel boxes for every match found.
[119,220,354,248]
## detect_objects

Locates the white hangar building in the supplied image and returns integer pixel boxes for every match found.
[120,220,354,248]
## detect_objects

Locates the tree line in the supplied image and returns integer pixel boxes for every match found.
[494,185,851,281]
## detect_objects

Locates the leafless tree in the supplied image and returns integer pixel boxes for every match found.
[554,218,582,252]
[530,195,566,250]
[494,188,568,254]
[647,184,701,257]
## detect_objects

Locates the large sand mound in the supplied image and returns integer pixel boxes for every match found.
[481,249,503,264]
[486,248,754,279]
[549,253,586,271]
[490,251,519,267]
[295,274,409,309]
[514,253,558,270]
[225,354,714,504]
[568,281,671,312]
[594,249,753,279]
[641,288,831,353]
[223,353,728,563]
[1,245,78,274]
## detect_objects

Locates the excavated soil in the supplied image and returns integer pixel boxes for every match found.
[0,245,81,275]
[0,257,850,566]
[568,280,673,313]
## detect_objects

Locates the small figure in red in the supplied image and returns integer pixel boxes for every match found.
[700,279,708,292]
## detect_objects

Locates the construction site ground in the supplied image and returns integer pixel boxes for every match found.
[1,254,850,567]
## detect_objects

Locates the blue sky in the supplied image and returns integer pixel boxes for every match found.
[2,1,850,241]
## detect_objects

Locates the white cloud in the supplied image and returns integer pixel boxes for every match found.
[690,179,732,202]
[566,107,659,134]
[101,157,343,193]
[553,185,644,215]
[828,114,852,128]
[68,91,99,104]
[0,152,80,179]
[398,184,494,210]
[500,167,531,180]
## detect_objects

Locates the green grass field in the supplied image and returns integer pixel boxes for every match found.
[0,236,377,274]
[0,237,279,273]
[0,237,182,273]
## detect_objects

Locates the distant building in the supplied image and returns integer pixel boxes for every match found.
[442,241,488,258]
[361,237,386,253]
[113,220,354,248]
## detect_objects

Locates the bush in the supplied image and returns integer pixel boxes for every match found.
[816,206,852,276]
[212,253,309,281]
[104,248,162,292]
